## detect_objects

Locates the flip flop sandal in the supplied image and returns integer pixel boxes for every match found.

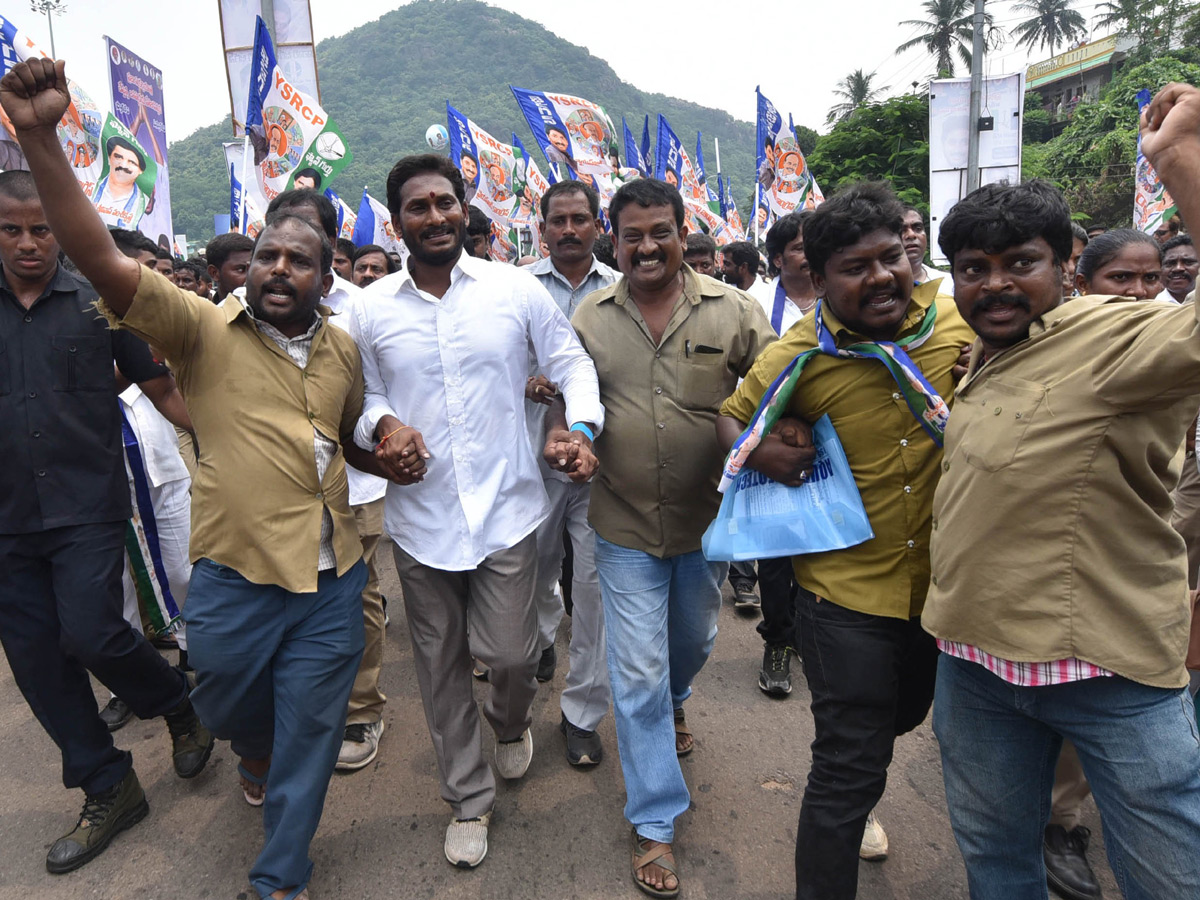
[673,708,693,758]
[237,761,268,807]
[632,829,680,899]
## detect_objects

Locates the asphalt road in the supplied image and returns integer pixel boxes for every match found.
[0,550,1119,900]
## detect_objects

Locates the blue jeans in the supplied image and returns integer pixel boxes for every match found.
[934,654,1200,900]
[185,559,366,900]
[594,535,726,843]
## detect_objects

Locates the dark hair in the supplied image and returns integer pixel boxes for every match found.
[609,178,684,234]
[259,211,334,275]
[173,258,205,282]
[352,243,398,274]
[0,169,38,203]
[386,153,466,216]
[154,245,173,261]
[1163,234,1195,254]
[266,188,338,241]
[540,180,600,221]
[723,240,759,272]
[192,258,212,285]
[592,233,617,268]
[293,167,323,189]
[109,226,159,259]
[1070,222,1089,246]
[937,180,1072,268]
[105,135,146,171]
[205,232,255,270]
[335,237,356,259]
[467,206,491,237]
[684,233,717,259]
[1075,228,1162,283]
[765,211,811,277]
[803,181,905,277]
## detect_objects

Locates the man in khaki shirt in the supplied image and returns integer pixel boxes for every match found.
[569,178,774,897]
[924,83,1200,900]
[718,182,975,900]
[0,58,400,900]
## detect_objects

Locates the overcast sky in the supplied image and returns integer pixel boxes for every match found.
[30,0,1117,144]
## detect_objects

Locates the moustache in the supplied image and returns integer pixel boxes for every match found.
[970,294,1032,316]
[261,278,296,298]
[420,225,454,241]
[632,253,666,266]
[115,166,135,175]
[557,237,582,246]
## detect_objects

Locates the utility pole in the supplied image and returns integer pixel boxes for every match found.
[30,0,66,58]
[966,0,987,192]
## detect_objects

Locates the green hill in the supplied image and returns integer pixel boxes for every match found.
[168,0,768,242]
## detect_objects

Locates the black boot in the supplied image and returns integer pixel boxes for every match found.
[46,769,149,874]
[164,695,214,778]
[1044,824,1102,900]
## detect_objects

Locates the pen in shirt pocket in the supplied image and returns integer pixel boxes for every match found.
[685,340,691,357]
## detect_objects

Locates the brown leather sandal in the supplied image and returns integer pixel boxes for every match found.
[632,829,680,898]
[673,707,693,757]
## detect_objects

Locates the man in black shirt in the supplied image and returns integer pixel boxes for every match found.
[0,169,213,874]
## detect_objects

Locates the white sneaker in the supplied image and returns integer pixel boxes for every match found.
[859,809,889,860]
[495,727,533,779]
[336,719,385,771]
[445,812,490,868]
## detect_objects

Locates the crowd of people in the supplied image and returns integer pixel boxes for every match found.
[4,55,1200,900]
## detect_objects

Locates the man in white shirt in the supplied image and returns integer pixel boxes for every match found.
[721,238,774,308]
[901,206,953,294]
[523,180,616,768]
[351,154,603,869]
[264,188,393,776]
[760,211,818,335]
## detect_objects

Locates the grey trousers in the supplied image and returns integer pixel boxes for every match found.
[533,478,611,732]
[391,533,539,819]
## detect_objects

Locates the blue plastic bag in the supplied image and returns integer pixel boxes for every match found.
[702,415,873,561]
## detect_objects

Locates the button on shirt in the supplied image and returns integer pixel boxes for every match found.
[524,255,618,483]
[720,283,975,619]
[924,294,1200,689]
[0,264,168,534]
[100,267,365,593]
[323,274,387,507]
[351,252,604,571]
[571,265,775,558]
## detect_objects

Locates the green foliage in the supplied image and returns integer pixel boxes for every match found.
[1036,53,1200,227]
[1023,91,1053,144]
[895,0,980,78]
[1011,0,1088,56]
[167,0,768,242]
[808,94,930,207]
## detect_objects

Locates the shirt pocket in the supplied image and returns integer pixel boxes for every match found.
[958,376,1046,472]
[679,346,728,409]
[52,335,111,392]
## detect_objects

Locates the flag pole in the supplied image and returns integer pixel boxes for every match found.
[754,181,761,247]
[714,137,722,179]
[238,134,251,235]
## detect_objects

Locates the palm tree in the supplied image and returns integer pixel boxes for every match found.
[1095,0,1154,42]
[895,0,988,77]
[826,70,890,124]
[1012,0,1088,55]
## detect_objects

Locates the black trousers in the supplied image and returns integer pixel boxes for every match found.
[794,592,938,900]
[756,555,811,649]
[0,522,188,794]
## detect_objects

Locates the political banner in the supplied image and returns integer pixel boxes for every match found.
[224,141,264,236]
[624,117,649,177]
[655,114,736,243]
[447,103,519,234]
[92,115,158,231]
[324,188,357,240]
[1134,88,1177,235]
[105,37,172,243]
[642,115,653,176]
[0,15,102,196]
[246,16,351,202]
[756,88,823,221]
[510,86,621,187]
[510,134,550,257]
[351,188,406,262]
[694,132,720,210]
[718,174,747,243]
[220,0,320,136]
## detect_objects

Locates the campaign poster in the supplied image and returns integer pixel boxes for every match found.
[246,16,351,201]
[105,37,172,243]
[510,86,623,184]
[1134,88,1177,235]
[0,15,102,196]
[756,88,822,220]
[351,189,406,262]
[92,115,158,231]
[447,103,519,235]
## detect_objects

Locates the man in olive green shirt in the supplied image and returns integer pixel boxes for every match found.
[0,58,399,900]
[569,178,774,898]
[924,83,1200,899]
[719,182,974,900]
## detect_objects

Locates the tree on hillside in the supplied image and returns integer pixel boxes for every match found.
[827,70,889,125]
[808,93,930,208]
[1012,0,1088,56]
[1095,0,1157,45]
[895,0,989,77]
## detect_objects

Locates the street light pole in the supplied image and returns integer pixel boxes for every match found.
[30,0,66,59]
[966,0,987,192]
